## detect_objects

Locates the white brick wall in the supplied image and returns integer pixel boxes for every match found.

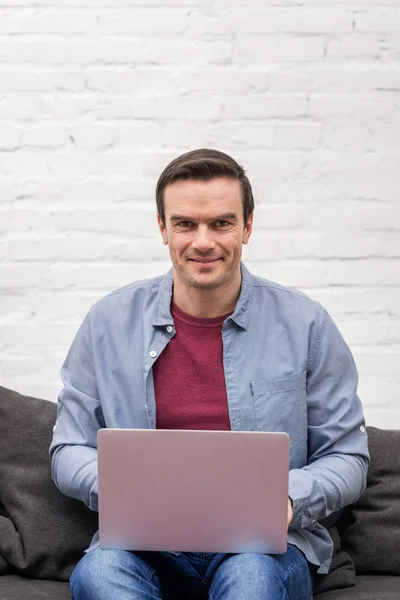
[0,0,399,429]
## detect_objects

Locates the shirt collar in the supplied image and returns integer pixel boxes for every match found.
[152,261,253,330]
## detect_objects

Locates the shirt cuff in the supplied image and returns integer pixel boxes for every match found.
[288,469,316,530]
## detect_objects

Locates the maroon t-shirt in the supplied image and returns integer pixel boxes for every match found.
[153,301,232,430]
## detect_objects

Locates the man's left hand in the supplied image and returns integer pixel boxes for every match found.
[287,497,293,529]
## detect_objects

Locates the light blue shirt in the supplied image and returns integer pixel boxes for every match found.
[50,263,369,574]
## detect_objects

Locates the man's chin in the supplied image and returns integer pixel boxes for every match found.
[185,271,226,291]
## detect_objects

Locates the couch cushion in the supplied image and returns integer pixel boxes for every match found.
[313,525,356,595]
[0,574,70,600]
[341,426,400,575]
[0,386,98,580]
[315,575,400,600]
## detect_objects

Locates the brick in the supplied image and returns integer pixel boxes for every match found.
[47,262,171,290]
[327,35,381,58]
[186,11,234,37]
[2,178,155,206]
[139,40,232,65]
[245,258,400,287]
[3,237,113,262]
[337,318,400,346]
[0,210,50,232]
[40,93,99,119]
[2,39,232,67]
[0,95,41,119]
[176,69,269,94]
[353,348,400,374]
[363,407,400,430]
[241,151,306,180]
[23,125,69,148]
[85,68,176,94]
[0,182,28,204]
[246,231,400,260]
[381,35,400,62]
[355,8,400,32]
[359,375,400,407]
[0,69,86,92]
[268,66,400,93]
[0,9,97,34]
[225,8,352,34]
[0,40,104,65]
[307,287,400,318]
[303,0,399,5]
[23,0,208,5]
[0,323,77,349]
[0,39,230,67]
[0,265,47,289]
[90,95,223,120]
[273,122,321,149]
[48,209,159,236]
[97,9,190,35]
[2,152,56,177]
[0,125,21,150]
[68,125,117,149]
[0,293,97,323]
[0,356,47,378]
[223,94,311,119]
[320,124,400,152]
[255,202,400,232]
[235,35,324,63]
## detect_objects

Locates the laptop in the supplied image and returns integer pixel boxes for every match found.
[97,428,290,554]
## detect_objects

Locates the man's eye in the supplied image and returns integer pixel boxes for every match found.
[215,220,230,227]
[177,221,193,228]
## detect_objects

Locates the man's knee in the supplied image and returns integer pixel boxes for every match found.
[210,550,313,600]
[71,549,120,597]
[210,553,285,597]
[70,548,158,600]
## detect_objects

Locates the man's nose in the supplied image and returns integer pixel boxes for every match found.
[192,226,215,252]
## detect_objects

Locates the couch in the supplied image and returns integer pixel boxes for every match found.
[0,385,399,599]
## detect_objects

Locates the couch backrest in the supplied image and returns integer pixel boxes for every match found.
[339,426,400,575]
[0,386,98,580]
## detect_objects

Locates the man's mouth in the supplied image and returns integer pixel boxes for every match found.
[188,257,222,264]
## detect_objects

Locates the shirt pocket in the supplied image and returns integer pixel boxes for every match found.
[250,372,307,456]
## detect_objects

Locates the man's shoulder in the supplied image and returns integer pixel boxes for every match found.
[89,272,166,316]
[251,272,319,303]
[250,272,326,318]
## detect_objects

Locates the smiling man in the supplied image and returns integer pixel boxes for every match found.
[50,148,369,600]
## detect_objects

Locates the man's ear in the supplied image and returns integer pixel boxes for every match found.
[157,213,168,245]
[242,213,253,245]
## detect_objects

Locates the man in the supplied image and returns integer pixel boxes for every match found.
[50,148,369,600]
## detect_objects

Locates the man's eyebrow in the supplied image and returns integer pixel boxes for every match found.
[169,212,238,222]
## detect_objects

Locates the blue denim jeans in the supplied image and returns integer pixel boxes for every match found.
[70,544,314,600]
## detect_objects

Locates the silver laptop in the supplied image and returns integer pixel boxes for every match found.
[97,429,290,554]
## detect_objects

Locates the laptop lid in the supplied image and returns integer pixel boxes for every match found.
[97,429,290,554]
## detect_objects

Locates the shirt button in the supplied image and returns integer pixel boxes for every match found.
[149,350,157,358]
[166,325,173,333]
[360,425,366,433]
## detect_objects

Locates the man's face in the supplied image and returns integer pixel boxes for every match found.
[158,177,253,291]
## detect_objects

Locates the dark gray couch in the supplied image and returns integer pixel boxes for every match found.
[0,385,399,599]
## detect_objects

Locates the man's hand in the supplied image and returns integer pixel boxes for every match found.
[287,497,293,529]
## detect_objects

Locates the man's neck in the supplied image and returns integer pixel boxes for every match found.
[172,273,241,319]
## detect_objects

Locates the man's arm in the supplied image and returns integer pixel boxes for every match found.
[289,309,370,531]
[50,311,104,511]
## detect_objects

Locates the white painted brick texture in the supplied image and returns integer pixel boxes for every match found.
[0,0,399,429]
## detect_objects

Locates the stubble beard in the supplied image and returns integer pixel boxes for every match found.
[176,258,231,291]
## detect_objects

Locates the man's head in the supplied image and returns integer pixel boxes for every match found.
[156,149,254,293]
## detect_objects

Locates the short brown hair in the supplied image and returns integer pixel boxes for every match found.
[156,148,254,226]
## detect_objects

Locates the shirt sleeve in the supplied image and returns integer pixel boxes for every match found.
[288,308,370,530]
[49,310,104,511]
